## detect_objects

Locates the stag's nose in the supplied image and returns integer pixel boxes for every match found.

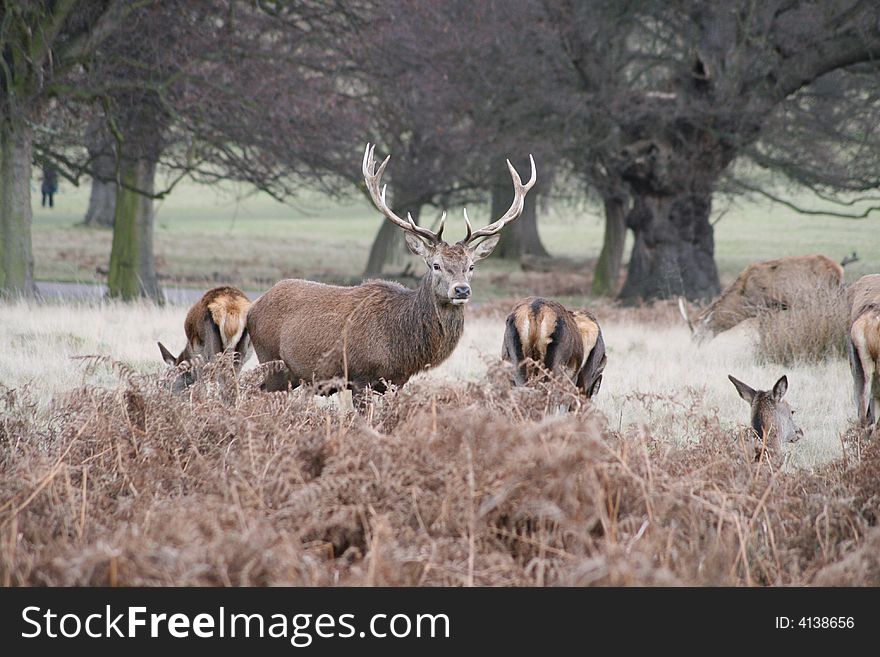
[453,285,471,299]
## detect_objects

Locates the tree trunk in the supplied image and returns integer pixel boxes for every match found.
[0,118,36,297]
[364,203,421,277]
[83,119,117,227]
[84,179,117,228]
[107,155,163,302]
[591,192,628,296]
[492,159,548,260]
[617,191,720,302]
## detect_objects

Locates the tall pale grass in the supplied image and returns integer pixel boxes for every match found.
[1,299,854,468]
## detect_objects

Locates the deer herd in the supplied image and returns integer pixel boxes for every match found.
[157,144,880,458]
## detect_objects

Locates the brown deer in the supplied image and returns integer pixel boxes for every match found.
[728,374,803,456]
[848,274,880,427]
[158,286,252,391]
[679,254,845,341]
[502,297,606,400]
[246,144,536,398]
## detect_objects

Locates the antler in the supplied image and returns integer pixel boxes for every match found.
[460,154,537,244]
[362,143,445,244]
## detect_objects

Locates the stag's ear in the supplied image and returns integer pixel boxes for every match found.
[772,375,788,401]
[404,233,434,258]
[728,375,757,404]
[468,234,501,261]
[158,341,176,366]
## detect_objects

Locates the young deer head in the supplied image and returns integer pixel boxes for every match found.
[362,144,535,306]
[728,374,803,454]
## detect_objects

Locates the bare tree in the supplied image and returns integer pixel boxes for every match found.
[540,0,880,301]
[0,1,137,297]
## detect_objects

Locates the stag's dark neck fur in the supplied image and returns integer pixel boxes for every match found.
[386,272,465,382]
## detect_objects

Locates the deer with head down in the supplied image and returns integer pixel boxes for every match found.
[728,374,803,457]
[502,297,606,401]
[246,144,536,399]
[678,254,846,341]
[158,286,253,392]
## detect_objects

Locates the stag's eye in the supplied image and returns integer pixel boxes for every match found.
[468,264,474,271]
[433,263,441,271]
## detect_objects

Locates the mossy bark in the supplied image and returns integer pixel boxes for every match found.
[0,118,36,297]
[591,193,627,296]
[107,157,163,302]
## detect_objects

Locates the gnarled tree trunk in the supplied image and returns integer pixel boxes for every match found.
[618,190,720,302]
[591,190,628,296]
[0,118,36,297]
[83,118,117,227]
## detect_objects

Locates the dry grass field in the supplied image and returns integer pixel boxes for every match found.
[2,292,878,586]
[2,178,878,587]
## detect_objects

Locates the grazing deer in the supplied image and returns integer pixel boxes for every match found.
[158,286,252,391]
[246,144,536,398]
[679,254,845,341]
[728,374,803,456]
[848,274,880,427]
[502,297,606,400]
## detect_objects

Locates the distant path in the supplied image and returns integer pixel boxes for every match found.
[35,281,221,305]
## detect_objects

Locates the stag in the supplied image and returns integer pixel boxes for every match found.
[158,286,252,391]
[848,274,880,426]
[679,254,845,341]
[728,374,803,457]
[502,297,606,400]
[246,144,536,398]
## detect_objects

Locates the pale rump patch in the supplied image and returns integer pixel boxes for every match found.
[573,312,600,370]
[536,307,558,360]
[852,310,880,378]
[513,303,533,354]
[208,295,251,350]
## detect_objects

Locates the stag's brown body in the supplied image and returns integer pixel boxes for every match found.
[681,254,844,339]
[848,274,880,425]
[247,144,536,397]
[502,297,606,398]
[247,273,465,393]
[158,286,252,390]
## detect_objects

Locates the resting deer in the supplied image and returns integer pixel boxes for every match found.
[728,374,803,457]
[679,254,845,341]
[158,286,252,391]
[502,297,606,400]
[246,144,536,398]
[848,274,880,427]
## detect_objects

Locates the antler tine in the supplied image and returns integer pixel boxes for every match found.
[462,207,473,242]
[462,154,536,244]
[435,210,447,241]
[361,142,443,243]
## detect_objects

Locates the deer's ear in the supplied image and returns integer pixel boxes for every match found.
[728,375,757,404]
[772,375,788,401]
[158,341,176,366]
[468,234,501,261]
[404,233,433,258]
